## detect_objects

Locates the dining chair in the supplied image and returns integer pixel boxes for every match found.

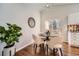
[46,36,64,56]
[32,34,44,54]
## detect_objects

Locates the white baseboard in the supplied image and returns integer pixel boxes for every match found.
[16,41,33,52]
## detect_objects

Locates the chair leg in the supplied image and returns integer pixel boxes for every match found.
[33,44,35,47]
[57,48,60,56]
[46,44,48,55]
[54,48,58,56]
[53,48,56,56]
[34,44,37,54]
[59,48,63,56]
[58,48,63,56]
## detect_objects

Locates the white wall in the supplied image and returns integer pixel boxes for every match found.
[68,12,79,24]
[40,4,79,42]
[0,4,40,51]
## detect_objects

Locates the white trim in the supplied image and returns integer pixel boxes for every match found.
[16,41,33,52]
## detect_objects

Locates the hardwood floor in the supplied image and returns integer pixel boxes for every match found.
[15,43,79,56]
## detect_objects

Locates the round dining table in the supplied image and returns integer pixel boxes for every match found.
[39,34,58,55]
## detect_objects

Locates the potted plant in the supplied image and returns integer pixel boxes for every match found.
[0,23,22,56]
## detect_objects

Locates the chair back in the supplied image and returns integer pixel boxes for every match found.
[47,36,63,48]
[32,34,43,44]
[32,34,38,41]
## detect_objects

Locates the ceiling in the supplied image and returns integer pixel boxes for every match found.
[0,3,73,11]
[23,3,73,11]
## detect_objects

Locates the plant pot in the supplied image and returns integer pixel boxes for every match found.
[3,44,16,56]
[0,41,6,56]
[0,44,4,56]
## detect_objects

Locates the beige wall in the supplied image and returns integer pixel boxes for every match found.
[40,4,79,41]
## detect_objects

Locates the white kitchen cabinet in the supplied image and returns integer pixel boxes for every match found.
[68,32,79,47]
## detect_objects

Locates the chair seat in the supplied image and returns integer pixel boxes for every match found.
[34,39,44,45]
[47,44,63,50]
[53,44,62,48]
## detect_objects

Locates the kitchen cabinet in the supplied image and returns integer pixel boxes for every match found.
[68,31,79,47]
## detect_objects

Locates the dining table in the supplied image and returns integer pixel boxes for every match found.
[39,34,58,55]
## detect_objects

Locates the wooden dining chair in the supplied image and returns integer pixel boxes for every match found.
[32,34,44,54]
[46,36,64,56]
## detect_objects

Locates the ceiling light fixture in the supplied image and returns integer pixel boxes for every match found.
[46,4,49,8]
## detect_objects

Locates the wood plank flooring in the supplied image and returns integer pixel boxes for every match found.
[15,43,79,56]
